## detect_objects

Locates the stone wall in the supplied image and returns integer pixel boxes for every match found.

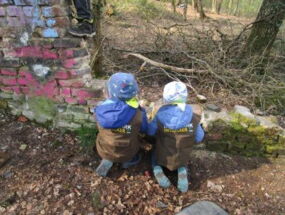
[0,0,104,129]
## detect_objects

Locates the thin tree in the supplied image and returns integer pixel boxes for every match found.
[91,0,105,77]
[228,0,233,14]
[171,0,177,13]
[243,0,285,56]
[183,0,189,20]
[193,0,207,19]
[233,0,240,16]
[212,0,223,14]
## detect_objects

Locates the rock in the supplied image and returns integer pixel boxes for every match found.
[205,104,221,112]
[22,110,35,120]
[234,105,255,119]
[156,201,168,209]
[2,171,13,179]
[19,144,28,151]
[257,116,280,129]
[197,95,207,103]
[255,109,266,116]
[176,201,228,215]
[63,210,71,215]
[202,110,231,129]
[207,180,224,192]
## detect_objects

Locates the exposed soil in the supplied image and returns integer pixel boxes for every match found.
[0,110,284,215]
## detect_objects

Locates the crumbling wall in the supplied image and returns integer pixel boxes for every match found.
[0,0,103,129]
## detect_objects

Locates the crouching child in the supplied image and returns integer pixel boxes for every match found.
[148,81,204,192]
[94,72,148,177]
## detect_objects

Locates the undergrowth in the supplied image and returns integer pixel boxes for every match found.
[107,0,179,20]
[75,127,98,153]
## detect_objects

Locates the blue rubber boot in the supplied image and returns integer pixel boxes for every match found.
[177,166,189,193]
[153,166,171,188]
[121,153,142,169]
[95,159,113,177]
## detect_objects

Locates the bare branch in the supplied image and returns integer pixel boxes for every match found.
[126,53,208,74]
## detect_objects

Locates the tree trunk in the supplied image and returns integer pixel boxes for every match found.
[233,0,240,16]
[192,0,197,10]
[193,0,207,19]
[171,0,177,13]
[212,0,217,13]
[91,0,104,77]
[216,0,223,14]
[243,0,285,57]
[212,0,223,14]
[228,0,233,13]
[183,0,188,20]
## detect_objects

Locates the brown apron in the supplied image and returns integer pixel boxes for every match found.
[155,113,201,171]
[96,109,142,163]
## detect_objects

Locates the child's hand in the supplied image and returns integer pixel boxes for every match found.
[139,99,150,108]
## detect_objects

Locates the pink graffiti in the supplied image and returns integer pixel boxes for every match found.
[11,46,58,59]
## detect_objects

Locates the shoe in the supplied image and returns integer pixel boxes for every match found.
[121,153,142,169]
[153,166,171,188]
[177,167,189,193]
[95,159,113,177]
[68,21,96,37]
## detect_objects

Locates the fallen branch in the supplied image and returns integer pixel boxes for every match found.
[126,53,207,74]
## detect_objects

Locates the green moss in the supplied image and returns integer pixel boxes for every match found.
[206,113,285,158]
[75,126,98,153]
[27,97,56,118]
[0,99,8,109]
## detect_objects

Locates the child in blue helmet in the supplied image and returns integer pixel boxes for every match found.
[148,81,204,192]
[94,72,148,177]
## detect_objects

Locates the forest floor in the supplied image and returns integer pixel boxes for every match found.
[1,3,285,215]
[0,111,285,215]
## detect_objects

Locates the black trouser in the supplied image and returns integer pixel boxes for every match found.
[73,0,92,21]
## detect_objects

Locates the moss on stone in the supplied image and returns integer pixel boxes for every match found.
[206,114,285,158]
[27,97,56,119]
[0,99,8,109]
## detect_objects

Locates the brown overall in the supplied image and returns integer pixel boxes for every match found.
[96,109,142,163]
[155,113,201,171]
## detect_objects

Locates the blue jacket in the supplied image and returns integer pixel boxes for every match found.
[95,98,148,133]
[148,104,204,143]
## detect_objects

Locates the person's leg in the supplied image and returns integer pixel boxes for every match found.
[69,0,96,37]
[177,166,189,192]
[121,153,142,169]
[151,149,171,188]
[95,159,113,177]
[73,0,92,21]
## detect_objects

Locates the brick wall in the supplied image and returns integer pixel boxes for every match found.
[0,0,103,129]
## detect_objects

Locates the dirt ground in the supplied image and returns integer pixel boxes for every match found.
[0,110,284,215]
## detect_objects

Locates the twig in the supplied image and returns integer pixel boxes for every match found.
[126,53,207,74]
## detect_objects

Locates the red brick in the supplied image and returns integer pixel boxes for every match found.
[1,86,20,94]
[55,71,70,79]
[60,87,71,97]
[71,88,97,100]
[2,77,17,85]
[78,99,87,105]
[1,68,17,76]
[65,97,77,104]
[42,49,58,59]
[17,78,29,85]
[21,87,30,94]
[63,58,77,69]
[58,79,84,88]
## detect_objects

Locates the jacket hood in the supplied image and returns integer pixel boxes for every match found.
[95,100,137,129]
[157,104,193,129]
